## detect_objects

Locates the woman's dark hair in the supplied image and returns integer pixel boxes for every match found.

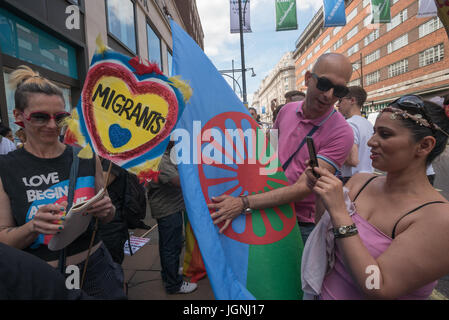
[0,124,12,137]
[9,65,64,111]
[396,100,449,165]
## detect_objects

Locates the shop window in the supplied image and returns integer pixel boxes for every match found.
[167,51,173,77]
[0,8,78,79]
[106,0,136,53]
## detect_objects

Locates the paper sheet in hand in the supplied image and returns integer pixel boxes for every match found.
[124,236,150,255]
[48,188,105,251]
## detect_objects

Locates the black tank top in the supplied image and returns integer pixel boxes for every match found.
[354,175,445,239]
[0,146,100,261]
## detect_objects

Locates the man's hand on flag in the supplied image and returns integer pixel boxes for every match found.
[208,195,245,234]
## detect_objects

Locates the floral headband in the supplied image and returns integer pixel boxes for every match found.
[382,106,449,137]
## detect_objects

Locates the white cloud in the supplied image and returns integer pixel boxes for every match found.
[196,0,239,58]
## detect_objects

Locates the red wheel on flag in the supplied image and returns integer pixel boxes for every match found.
[198,112,296,245]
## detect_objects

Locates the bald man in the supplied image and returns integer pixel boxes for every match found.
[208,53,354,245]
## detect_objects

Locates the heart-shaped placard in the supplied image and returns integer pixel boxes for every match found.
[81,62,179,162]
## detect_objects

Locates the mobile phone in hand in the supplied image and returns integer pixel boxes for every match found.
[306,136,320,178]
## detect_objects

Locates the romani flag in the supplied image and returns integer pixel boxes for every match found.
[170,19,303,300]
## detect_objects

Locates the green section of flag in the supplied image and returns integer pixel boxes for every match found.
[247,224,304,299]
[371,0,391,23]
[275,0,298,31]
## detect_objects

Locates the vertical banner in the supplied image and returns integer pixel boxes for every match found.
[435,0,449,39]
[371,0,391,23]
[275,0,298,31]
[230,0,252,33]
[418,0,437,18]
[323,0,346,27]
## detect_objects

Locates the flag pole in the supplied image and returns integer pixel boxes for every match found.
[238,0,248,108]
[80,161,112,289]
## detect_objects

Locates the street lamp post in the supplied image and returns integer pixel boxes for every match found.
[221,73,243,97]
[360,52,364,88]
[238,0,248,107]
[219,66,256,101]
[352,52,364,88]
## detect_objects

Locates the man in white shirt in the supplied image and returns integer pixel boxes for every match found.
[0,135,16,155]
[337,86,374,183]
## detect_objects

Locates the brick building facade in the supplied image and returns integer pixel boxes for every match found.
[293,0,449,115]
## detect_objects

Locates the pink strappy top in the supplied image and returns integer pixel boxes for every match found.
[320,176,439,300]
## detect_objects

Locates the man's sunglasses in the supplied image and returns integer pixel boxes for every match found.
[311,73,349,98]
[22,111,71,127]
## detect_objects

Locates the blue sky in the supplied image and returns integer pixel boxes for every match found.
[196,0,322,106]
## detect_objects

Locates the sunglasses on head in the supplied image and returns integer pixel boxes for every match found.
[311,73,349,98]
[390,95,434,124]
[22,111,71,127]
[387,95,449,137]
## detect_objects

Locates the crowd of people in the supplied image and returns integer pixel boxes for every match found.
[210,53,449,300]
[1,52,449,300]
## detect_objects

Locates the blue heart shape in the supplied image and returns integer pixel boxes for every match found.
[109,124,132,148]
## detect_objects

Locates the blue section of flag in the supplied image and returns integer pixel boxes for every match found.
[323,0,346,27]
[171,19,254,300]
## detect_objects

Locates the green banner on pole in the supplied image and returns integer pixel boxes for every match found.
[370,0,391,23]
[275,0,298,31]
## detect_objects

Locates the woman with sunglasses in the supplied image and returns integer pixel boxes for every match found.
[302,95,449,299]
[0,66,126,299]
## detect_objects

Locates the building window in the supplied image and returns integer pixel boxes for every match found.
[419,17,443,38]
[388,59,408,78]
[365,49,380,65]
[333,26,342,35]
[387,34,408,54]
[322,34,330,46]
[419,44,444,67]
[366,71,380,85]
[386,9,407,32]
[347,43,359,57]
[301,59,306,66]
[0,8,78,79]
[147,23,162,69]
[363,0,370,7]
[307,52,313,60]
[334,38,343,50]
[167,51,173,76]
[347,26,358,41]
[364,29,379,46]
[106,0,136,53]
[364,15,372,27]
[348,78,361,86]
[347,8,357,22]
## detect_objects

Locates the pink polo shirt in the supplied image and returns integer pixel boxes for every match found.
[273,101,353,223]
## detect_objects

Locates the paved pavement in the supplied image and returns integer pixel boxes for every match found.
[122,217,214,300]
